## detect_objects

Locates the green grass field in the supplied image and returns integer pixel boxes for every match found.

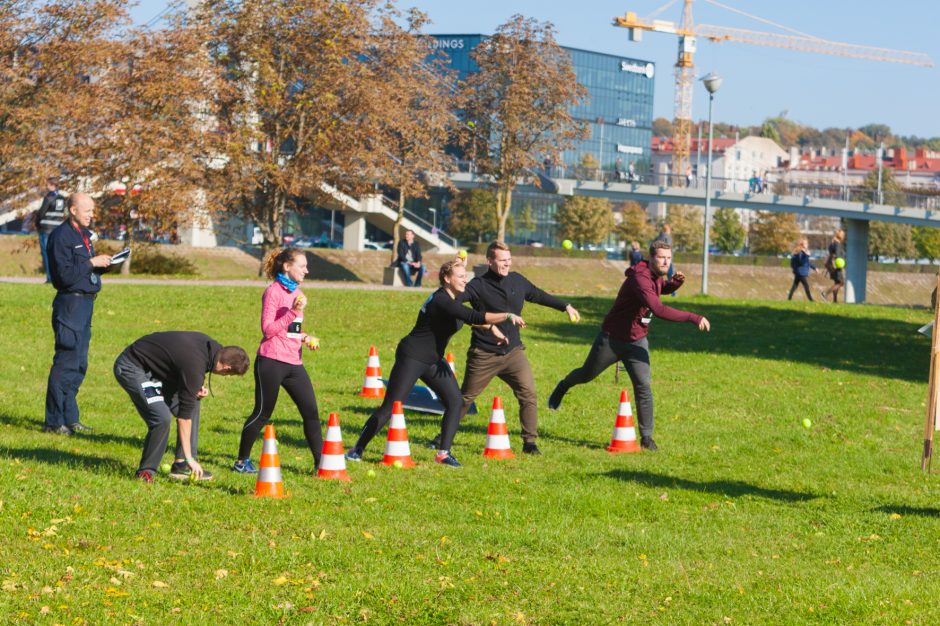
[1,283,938,624]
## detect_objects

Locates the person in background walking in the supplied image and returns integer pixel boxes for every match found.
[628,240,643,267]
[787,238,817,301]
[35,178,66,283]
[821,229,846,303]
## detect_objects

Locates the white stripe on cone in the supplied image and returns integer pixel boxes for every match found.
[612,427,637,441]
[258,466,283,483]
[385,440,411,456]
[389,412,406,429]
[320,454,346,471]
[325,425,342,440]
[367,356,380,367]
[619,402,632,416]
[486,434,512,449]
[363,375,383,387]
[262,437,278,454]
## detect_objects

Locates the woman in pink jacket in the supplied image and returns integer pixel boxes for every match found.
[234,248,321,473]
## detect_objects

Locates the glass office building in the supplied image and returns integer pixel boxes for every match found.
[419,34,656,247]
[430,34,655,173]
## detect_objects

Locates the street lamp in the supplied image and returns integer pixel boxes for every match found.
[700,72,722,295]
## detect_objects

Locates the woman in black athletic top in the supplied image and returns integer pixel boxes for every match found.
[346,260,524,467]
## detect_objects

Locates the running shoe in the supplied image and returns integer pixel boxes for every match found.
[232,459,258,474]
[169,461,214,481]
[435,451,462,467]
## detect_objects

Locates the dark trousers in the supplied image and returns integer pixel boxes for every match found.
[787,275,813,301]
[45,293,95,428]
[238,355,322,466]
[556,333,654,437]
[355,347,462,452]
[113,350,200,472]
[39,232,51,282]
[459,346,539,443]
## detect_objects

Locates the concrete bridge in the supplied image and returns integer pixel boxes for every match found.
[449,172,940,304]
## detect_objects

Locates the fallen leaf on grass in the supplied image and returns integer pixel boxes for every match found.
[889,513,902,520]
[215,569,229,580]
[273,576,288,586]
[151,580,169,588]
[361,531,374,540]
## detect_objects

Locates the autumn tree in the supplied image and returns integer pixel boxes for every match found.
[199,0,411,266]
[748,211,800,255]
[87,7,220,273]
[447,188,500,243]
[370,7,456,264]
[555,196,613,247]
[663,205,703,252]
[461,15,587,242]
[711,207,746,254]
[615,200,654,245]
[0,1,128,204]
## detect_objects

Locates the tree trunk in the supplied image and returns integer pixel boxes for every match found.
[496,185,513,242]
[120,216,132,275]
[389,190,406,266]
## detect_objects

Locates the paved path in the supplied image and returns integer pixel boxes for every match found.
[0,276,430,291]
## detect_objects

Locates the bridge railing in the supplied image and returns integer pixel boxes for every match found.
[454,160,940,210]
[378,195,458,248]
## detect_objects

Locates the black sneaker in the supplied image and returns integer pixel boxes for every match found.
[547,382,566,410]
[522,442,542,455]
[435,451,462,467]
[68,422,94,434]
[426,434,442,450]
[344,448,363,462]
[640,436,658,451]
[136,469,155,482]
[42,425,72,436]
[169,461,214,481]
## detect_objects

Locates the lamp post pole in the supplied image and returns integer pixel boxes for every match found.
[700,73,721,295]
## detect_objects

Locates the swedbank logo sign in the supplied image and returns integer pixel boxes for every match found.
[620,61,655,79]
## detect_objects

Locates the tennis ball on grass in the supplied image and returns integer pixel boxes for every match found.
[393,460,404,469]
[367,469,376,477]
[802,418,812,429]
[160,463,171,474]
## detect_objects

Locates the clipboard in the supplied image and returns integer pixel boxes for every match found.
[110,248,131,264]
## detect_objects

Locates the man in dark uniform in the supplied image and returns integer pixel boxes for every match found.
[35,178,66,283]
[44,193,112,435]
[113,332,249,482]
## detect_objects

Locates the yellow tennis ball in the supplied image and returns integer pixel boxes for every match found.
[457,249,467,260]
[562,239,573,250]
[393,460,403,469]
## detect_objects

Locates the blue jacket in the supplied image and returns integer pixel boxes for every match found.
[790,251,815,278]
[47,221,102,294]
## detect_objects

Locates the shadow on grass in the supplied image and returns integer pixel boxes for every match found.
[604,468,821,503]
[872,504,940,518]
[534,301,928,382]
[2,446,132,473]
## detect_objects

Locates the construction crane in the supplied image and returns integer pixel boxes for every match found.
[613,0,934,177]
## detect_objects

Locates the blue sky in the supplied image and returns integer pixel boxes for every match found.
[132,0,940,139]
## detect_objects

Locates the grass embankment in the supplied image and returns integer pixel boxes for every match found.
[0,284,938,623]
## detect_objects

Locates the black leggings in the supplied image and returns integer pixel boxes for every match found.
[238,355,322,466]
[787,275,813,301]
[354,347,462,453]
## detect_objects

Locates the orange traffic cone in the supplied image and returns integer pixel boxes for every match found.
[254,424,286,497]
[482,396,515,459]
[607,390,640,453]
[381,401,416,467]
[360,345,385,398]
[318,412,352,481]
[445,352,457,376]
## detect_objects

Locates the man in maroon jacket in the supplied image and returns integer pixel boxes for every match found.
[547,240,710,450]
